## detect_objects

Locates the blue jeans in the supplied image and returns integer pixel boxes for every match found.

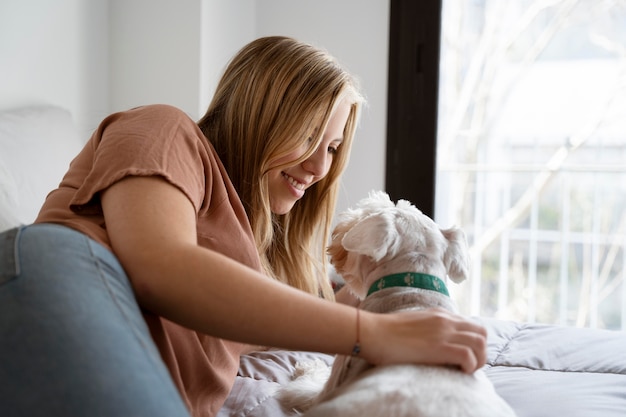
[0,224,191,417]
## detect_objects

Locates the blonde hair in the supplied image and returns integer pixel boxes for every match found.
[198,36,364,300]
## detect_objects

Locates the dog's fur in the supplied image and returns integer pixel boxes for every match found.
[280,191,516,417]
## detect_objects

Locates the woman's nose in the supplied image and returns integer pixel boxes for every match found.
[301,146,329,178]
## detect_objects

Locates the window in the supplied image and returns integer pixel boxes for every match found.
[387,0,626,329]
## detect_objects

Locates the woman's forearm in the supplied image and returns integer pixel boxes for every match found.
[137,243,361,356]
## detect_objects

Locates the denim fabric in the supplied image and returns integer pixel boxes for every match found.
[0,224,190,417]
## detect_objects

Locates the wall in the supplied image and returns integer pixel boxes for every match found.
[0,0,109,135]
[0,0,389,215]
[109,0,203,117]
[199,0,257,115]
[108,0,256,120]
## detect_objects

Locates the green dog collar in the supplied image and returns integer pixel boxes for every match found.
[367,272,450,297]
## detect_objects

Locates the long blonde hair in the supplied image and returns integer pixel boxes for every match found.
[198,36,364,300]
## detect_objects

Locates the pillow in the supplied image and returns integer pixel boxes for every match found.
[0,105,84,230]
[0,156,20,232]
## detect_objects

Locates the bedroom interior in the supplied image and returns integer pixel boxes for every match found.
[1,0,625,416]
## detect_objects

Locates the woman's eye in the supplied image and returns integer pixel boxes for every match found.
[328,146,338,155]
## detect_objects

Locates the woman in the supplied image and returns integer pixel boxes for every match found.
[0,36,486,417]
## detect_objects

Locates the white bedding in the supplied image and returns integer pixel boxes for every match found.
[219,318,626,416]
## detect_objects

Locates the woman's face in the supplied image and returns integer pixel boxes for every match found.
[268,100,351,215]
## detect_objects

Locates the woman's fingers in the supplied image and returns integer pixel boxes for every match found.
[422,311,488,373]
[447,318,488,372]
[362,308,488,373]
[443,330,487,373]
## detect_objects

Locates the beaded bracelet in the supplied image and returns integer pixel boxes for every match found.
[351,308,361,356]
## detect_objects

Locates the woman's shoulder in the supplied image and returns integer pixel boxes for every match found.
[123,104,195,123]
[96,104,201,140]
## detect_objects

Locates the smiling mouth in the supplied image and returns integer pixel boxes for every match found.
[282,172,305,190]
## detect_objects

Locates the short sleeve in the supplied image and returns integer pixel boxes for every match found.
[69,105,210,215]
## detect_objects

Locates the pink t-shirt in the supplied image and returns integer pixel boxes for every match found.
[36,104,262,416]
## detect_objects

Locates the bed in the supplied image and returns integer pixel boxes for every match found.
[1,105,625,417]
[219,318,626,417]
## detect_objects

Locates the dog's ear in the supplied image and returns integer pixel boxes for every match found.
[341,212,400,262]
[441,227,470,283]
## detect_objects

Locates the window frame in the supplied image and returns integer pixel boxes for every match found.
[385,0,442,218]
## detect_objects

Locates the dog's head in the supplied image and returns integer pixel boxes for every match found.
[328,190,470,299]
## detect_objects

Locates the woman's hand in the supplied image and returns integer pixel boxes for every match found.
[359,308,488,374]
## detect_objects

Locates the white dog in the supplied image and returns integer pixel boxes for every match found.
[280,191,516,417]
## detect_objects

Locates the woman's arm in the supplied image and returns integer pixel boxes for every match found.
[101,176,487,373]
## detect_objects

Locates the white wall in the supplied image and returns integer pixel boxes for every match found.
[0,0,389,215]
[199,0,257,116]
[109,0,257,120]
[0,0,109,135]
[109,0,202,117]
